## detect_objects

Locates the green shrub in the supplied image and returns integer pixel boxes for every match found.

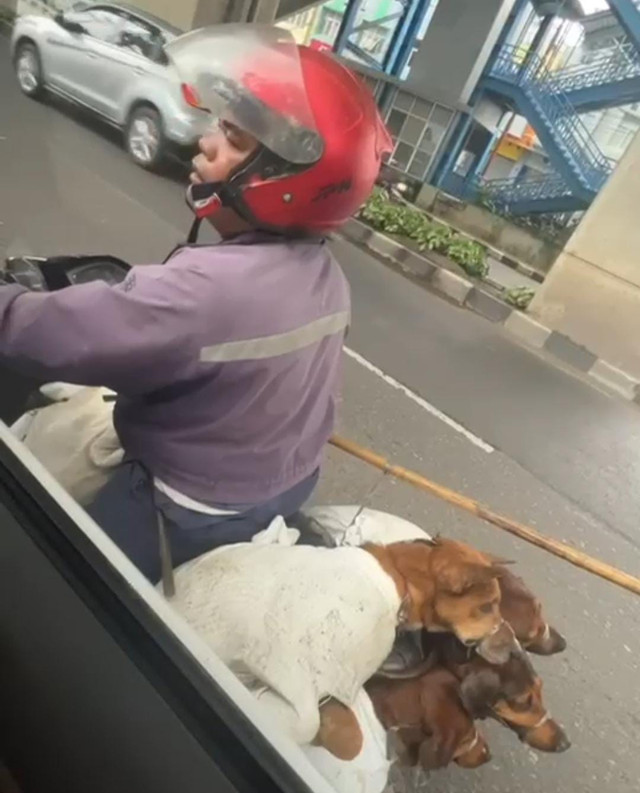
[358,190,489,279]
[446,239,489,279]
[413,223,453,253]
[0,6,16,24]
[504,286,536,310]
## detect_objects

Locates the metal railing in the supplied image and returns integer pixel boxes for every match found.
[544,43,640,95]
[441,171,579,212]
[478,174,575,207]
[490,45,613,191]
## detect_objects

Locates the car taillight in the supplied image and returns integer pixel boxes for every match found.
[181,83,204,110]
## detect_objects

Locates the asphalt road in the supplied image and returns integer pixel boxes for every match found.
[1,34,639,793]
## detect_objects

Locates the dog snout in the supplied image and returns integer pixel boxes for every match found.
[544,626,567,655]
[476,622,521,665]
[553,730,571,753]
[455,739,492,769]
[527,624,567,656]
[523,719,571,754]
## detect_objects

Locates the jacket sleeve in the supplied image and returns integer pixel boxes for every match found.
[0,265,201,395]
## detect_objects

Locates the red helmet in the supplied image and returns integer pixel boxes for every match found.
[166,25,392,233]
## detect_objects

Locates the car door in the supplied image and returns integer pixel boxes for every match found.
[84,13,161,122]
[41,11,92,97]
[42,8,125,109]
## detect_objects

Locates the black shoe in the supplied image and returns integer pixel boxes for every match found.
[377,631,433,678]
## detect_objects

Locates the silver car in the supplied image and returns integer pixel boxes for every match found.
[11,3,209,168]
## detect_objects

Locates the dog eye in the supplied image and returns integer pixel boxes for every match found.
[510,693,534,712]
[478,602,495,615]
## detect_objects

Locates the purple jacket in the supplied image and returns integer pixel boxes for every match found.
[0,234,350,504]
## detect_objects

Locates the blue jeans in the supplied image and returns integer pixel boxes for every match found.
[87,461,320,583]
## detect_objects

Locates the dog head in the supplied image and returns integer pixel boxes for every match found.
[374,668,491,771]
[497,567,567,655]
[459,653,570,754]
[379,539,508,646]
[417,668,491,770]
[476,620,522,665]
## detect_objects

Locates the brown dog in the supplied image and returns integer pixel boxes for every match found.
[317,538,517,758]
[365,539,510,648]
[366,668,491,770]
[433,635,570,753]
[380,564,567,679]
[496,567,566,655]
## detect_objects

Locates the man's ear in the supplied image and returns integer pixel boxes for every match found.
[459,669,501,719]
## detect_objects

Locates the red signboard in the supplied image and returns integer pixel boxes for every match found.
[309,39,333,53]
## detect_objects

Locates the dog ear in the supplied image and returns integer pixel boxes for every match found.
[427,540,505,594]
[485,554,516,566]
[439,562,503,594]
[459,669,501,719]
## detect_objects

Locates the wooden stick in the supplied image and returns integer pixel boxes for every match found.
[329,434,640,597]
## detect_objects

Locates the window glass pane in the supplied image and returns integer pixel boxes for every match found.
[386,109,407,137]
[317,9,342,44]
[412,98,434,119]
[118,18,164,59]
[418,126,437,153]
[428,105,453,148]
[430,105,453,129]
[408,149,431,178]
[66,9,125,43]
[392,141,414,170]
[393,90,415,112]
[399,115,424,146]
[343,0,405,68]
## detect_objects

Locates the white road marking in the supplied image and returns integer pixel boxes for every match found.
[343,346,495,454]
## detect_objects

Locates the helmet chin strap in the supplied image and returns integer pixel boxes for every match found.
[185,180,229,244]
[184,146,295,244]
[186,180,225,217]
[187,216,202,245]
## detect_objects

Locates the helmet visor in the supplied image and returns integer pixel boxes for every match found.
[166,25,323,165]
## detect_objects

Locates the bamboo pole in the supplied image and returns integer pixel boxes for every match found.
[329,434,640,597]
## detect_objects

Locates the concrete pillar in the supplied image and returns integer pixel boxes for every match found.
[121,0,286,29]
[529,131,640,378]
[127,0,206,30]
[405,0,517,105]
[249,0,280,23]
[193,0,235,25]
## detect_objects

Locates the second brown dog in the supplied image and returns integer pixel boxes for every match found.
[366,668,491,770]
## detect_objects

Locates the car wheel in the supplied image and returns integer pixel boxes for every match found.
[14,42,44,99]
[125,106,166,170]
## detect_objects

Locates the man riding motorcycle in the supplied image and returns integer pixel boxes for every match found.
[0,25,392,582]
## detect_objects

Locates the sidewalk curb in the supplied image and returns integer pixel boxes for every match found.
[339,217,640,404]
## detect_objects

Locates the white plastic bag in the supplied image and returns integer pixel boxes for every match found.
[11,385,123,505]
[302,505,431,547]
